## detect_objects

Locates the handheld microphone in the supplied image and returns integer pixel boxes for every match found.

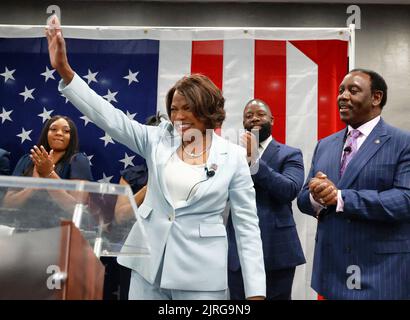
[344,146,352,153]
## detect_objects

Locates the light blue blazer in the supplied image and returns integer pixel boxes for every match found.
[59,74,266,298]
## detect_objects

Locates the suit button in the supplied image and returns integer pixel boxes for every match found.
[347,219,351,223]
[346,246,351,253]
[168,214,174,221]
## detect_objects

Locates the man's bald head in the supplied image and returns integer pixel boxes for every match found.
[243,98,274,142]
[244,99,272,118]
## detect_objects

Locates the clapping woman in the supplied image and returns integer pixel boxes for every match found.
[3,115,93,217]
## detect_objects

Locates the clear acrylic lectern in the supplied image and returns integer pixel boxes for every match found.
[0,176,150,299]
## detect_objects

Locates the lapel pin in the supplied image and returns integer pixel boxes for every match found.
[374,139,380,144]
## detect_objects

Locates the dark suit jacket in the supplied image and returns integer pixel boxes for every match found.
[0,148,10,176]
[297,118,410,299]
[228,139,306,272]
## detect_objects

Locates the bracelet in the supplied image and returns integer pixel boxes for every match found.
[47,170,55,177]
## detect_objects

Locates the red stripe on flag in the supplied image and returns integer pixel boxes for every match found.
[191,41,224,90]
[290,40,348,140]
[255,40,287,144]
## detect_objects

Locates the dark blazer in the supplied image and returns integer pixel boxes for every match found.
[0,148,10,176]
[297,118,410,299]
[228,139,306,272]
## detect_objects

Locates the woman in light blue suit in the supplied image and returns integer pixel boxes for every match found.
[46,18,266,300]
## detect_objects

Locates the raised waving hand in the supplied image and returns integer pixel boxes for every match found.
[45,15,74,84]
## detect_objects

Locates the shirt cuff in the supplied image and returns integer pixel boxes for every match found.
[336,190,344,212]
[309,193,326,214]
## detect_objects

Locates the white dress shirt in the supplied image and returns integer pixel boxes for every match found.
[258,135,273,158]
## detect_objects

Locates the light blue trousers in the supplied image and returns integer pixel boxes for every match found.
[129,270,228,300]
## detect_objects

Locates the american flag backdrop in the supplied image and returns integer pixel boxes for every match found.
[0,26,351,299]
[0,37,159,183]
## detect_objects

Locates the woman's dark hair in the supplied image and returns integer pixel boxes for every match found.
[145,111,167,126]
[350,68,388,108]
[165,74,225,129]
[23,115,79,176]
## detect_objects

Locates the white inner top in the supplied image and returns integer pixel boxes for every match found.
[164,152,206,207]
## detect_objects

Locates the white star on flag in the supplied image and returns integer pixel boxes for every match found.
[126,110,137,120]
[119,152,135,169]
[19,86,35,102]
[84,153,94,166]
[100,132,115,147]
[0,107,13,123]
[40,66,56,82]
[0,67,15,83]
[60,93,69,104]
[80,115,93,126]
[37,107,54,123]
[83,69,98,84]
[17,127,32,143]
[103,89,118,103]
[98,173,114,183]
[123,69,139,85]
